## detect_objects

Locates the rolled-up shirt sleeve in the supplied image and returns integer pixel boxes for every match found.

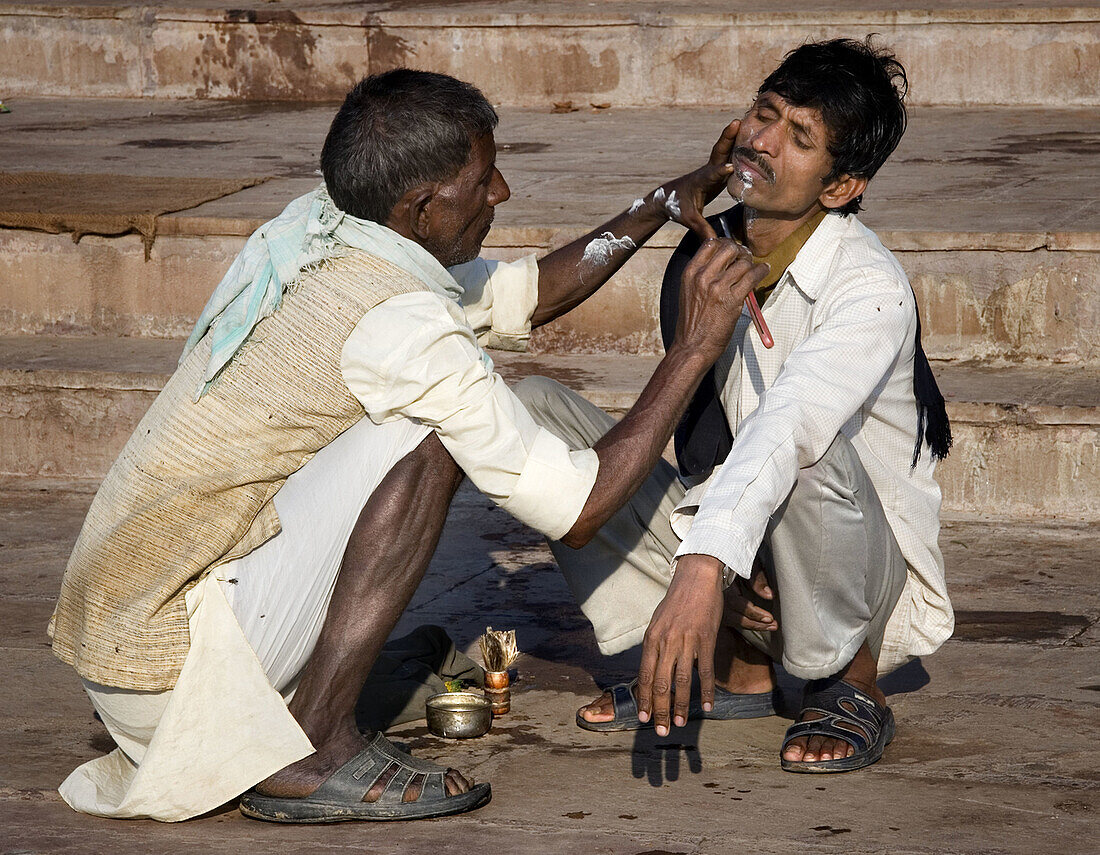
[341,291,597,540]
[448,254,539,352]
[673,273,914,581]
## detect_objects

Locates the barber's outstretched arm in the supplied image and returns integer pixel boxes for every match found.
[559,238,768,549]
[532,120,741,327]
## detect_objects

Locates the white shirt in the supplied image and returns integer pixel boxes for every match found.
[670,213,953,670]
[342,254,599,541]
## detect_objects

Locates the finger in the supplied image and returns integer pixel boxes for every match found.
[727,588,771,625]
[741,600,777,627]
[672,648,693,727]
[709,119,741,166]
[727,260,771,302]
[696,237,749,274]
[650,646,675,736]
[750,568,773,600]
[697,637,716,714]
[681,236,724,279]
[703,245,756,285]
[635,634,660,723]
[735,614,778,632]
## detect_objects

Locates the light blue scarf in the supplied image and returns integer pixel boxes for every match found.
[182,185,462,400]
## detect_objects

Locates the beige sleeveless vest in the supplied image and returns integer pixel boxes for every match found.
[49,251,428,691]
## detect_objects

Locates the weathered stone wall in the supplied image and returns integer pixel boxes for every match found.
[2,5,1097,106]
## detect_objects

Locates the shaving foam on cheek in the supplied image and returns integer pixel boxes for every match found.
[582,231,637,266]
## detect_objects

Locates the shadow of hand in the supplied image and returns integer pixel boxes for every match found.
[630,718,705,786]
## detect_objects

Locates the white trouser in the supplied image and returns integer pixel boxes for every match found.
[71,414,431,820]
[512,376,907,679]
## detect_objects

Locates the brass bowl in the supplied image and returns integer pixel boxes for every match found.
[425,692,492,739]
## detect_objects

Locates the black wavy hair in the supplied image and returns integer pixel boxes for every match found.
[321,69,498,223]
[759,37,908,215]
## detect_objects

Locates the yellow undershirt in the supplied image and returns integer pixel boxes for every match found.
[736,208,829,304]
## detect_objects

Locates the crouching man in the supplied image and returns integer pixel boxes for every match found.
[49,69,765,821]
[521,38,954,772]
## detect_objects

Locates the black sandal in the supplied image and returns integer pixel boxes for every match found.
[780,677,895,773]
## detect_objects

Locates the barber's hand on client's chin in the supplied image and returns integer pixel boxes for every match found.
[635,554,725,736]
[670,236,769,364]
[646,119,741,241]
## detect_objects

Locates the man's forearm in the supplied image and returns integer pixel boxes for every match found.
[532,196,669,328]
[559,342,710,548]
[558,237,767,548]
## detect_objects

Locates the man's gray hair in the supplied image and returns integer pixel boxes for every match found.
[321,69,499,223]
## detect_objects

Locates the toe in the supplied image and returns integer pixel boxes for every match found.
[804,734,827,762]
[782,735,807,762]
[578,692,616,723]
[402,773,425,803]
[444,769,472,796]
[363,764,398,803]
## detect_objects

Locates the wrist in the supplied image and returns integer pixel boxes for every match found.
[671,554,725,589]
[665,337,724,370]
[630,187,672,226]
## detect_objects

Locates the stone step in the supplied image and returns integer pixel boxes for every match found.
[2,335,1097,519]
[1,0,1097,107]
[2,100,1098,362]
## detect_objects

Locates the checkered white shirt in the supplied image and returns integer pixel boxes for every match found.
[670,213,953,671]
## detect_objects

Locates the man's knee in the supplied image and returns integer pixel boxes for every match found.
[511,375,571,420]
[513,374,615,449]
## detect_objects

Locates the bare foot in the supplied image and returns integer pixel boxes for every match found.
[781,642,885,763]
[255,726,473,802]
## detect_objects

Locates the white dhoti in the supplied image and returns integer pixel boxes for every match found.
[60,414,431,821]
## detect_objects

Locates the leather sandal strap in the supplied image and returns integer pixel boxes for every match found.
[419,771,448,801]
[378,764,416,805]
[311,733,451,804]
[782,679,888,753]
[610,682,639,721]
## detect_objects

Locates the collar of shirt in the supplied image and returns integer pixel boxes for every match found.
[784,211,853,301]
[744,207,829,295]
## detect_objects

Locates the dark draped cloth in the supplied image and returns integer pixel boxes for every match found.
[660,207,951,478]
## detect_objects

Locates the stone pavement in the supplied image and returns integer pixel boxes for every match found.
[1,481,1097,854]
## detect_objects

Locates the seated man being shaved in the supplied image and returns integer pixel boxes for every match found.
[521,37,953,773]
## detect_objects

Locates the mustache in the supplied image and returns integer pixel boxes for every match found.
[731,147,775,184]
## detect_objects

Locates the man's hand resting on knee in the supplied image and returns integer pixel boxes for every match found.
[635,554,725,736]
[725,559,778,632]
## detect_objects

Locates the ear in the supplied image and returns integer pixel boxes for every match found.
[385,184,436,243]
[819,174,868,212]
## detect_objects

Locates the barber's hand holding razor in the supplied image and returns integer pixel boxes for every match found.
[670,236,769,363]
